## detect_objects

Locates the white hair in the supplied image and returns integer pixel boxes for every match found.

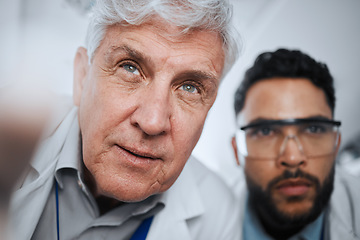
[85,0,240,75]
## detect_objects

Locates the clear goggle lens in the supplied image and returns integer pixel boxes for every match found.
[236,118,341,160]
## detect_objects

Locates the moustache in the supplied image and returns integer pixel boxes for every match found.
[267,169,320,191]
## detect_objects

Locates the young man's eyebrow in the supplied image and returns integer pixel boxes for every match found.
[244,115,334,128]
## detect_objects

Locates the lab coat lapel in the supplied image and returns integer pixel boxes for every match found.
[326,170,359,240]
[9,108,77,240]
[146,157,204,240]
[10,163,57,240]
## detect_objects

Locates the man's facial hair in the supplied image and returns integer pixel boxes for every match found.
[246,166,334,239]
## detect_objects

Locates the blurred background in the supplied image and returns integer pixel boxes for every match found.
[1,0,360,187]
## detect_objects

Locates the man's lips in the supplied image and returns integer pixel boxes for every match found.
[115,144,161,160]
[275,178,312,196]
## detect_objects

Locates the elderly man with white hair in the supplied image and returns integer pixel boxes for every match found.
[8,0,240,239]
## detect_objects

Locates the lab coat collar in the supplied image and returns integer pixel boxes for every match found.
[9,107,78,240]
[326,169,359,240]
[147,156,205,240]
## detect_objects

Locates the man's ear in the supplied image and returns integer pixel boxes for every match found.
[231,136,241,166]
[73,47,89,107]
[335,132,342,156]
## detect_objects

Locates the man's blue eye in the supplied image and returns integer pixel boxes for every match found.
[122,64,140,75]
[181,84,197,93]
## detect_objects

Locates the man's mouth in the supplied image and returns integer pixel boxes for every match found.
[116,144,160,160]
[275,178,312,197]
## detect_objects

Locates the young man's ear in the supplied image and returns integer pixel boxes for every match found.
[335,132,342,156]
[73,47,89,107]
[231,136,241,166]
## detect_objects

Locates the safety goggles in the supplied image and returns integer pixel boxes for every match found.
[235,117,341,160]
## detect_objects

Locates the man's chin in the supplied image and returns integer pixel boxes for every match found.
[96,180,159,203]
[111,190,157,203]
[246,166,335,231]
[273,195,315,218]
[275,205,313,221]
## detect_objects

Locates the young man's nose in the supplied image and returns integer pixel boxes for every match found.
[277,135,307,168]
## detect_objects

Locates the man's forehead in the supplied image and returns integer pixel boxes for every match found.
[103,17,222,44]
[237,78,332,125]
[94,21,225,78]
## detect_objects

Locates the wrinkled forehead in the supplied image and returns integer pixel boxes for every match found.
[102,17,224,55]
[115,16,185,37]
[95,19,225,77]
[106,23,207,47]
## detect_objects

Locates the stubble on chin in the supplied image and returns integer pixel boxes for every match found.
[246,167,334,237]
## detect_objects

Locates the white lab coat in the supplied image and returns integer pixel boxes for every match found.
[9,106,241,240]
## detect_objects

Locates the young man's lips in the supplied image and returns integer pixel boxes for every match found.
[275,179,312,196]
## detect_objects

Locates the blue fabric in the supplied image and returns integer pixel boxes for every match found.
[55,181,60,240]
[243,198,324,240]
[130,216,154,240]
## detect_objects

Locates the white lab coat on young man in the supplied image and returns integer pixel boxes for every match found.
[9,104,240,240]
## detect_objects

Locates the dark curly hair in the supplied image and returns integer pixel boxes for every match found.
[234,48,335,115]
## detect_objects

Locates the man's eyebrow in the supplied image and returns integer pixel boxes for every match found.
[176,70,218,83]
[247,115,333,125]
[105,45,152,64]
[247,117,275,125]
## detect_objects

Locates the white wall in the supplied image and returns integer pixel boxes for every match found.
[0,0,89,91]
[1,0,360,187]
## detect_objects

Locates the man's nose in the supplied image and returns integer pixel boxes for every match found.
[277,135,307,168]
[130,84,171,136]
